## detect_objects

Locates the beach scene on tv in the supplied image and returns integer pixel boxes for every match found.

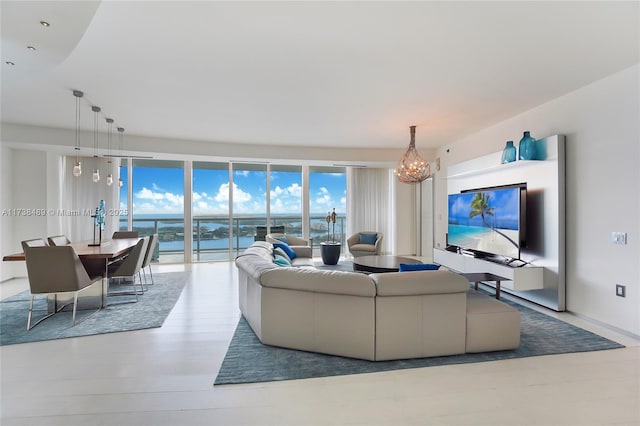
[448,187,521,259]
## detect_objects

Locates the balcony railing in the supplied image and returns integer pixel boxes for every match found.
[120,215,346,262]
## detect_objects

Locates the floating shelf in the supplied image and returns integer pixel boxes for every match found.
[447,159,542,179]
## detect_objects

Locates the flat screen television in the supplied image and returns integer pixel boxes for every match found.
[447,183,526,260]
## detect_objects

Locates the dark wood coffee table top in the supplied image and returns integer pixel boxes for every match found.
[353,255,422,273]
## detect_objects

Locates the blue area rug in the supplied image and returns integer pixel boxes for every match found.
[0,272,189,345]
[215,293,624,385]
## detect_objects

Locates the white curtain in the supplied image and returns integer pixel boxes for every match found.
[60,156,120,242]
[346,167,396,255]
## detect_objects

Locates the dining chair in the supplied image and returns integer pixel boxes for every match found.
[112,231,139,239]
[21,238,49,251]
[140,233,158,285]
[47,235,71,246]
[107,236,149,297]
[23,245,103,330]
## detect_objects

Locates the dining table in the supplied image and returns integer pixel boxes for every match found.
[3,238,141,311]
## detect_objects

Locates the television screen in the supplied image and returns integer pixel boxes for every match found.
[447,185,525,260]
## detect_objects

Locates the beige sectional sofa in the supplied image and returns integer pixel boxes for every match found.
[235,241,520,361]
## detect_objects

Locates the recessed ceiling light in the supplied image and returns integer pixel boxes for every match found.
[27,46,36,51]
[40,21,50,27]
[5,61,15,66]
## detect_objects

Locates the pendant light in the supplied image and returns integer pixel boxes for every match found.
[91,106,101,183]
[117,127,125,188]
[72,90,83,177]
[105,118,114,186]
[394,125,431,184]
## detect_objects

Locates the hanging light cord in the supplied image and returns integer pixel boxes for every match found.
[74,93,81,161]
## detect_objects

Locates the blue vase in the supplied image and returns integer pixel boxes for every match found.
[501,141,516,164]
[518,131,536,160]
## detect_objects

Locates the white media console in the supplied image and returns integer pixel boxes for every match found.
[437,134,565,311]
[434,248,543,291]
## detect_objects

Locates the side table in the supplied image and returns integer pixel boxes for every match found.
[320,242,341,265]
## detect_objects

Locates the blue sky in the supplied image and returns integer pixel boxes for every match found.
[122,166,346,216]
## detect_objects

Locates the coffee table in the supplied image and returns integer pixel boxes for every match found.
[353,255,422,273]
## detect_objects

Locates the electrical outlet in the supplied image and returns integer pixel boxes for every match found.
[616,284,626,298]
[611,232,628,245]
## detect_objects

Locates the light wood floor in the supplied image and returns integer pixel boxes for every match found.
[1,262,638,426]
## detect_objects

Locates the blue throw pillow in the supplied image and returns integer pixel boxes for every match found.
[273,242,297,260]
[399,263,440,272]
[275,236,289,244]
[273,247,291,262]
[274,254,291,267]
[359,233,377,245]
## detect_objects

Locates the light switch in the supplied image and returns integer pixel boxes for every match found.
[611,232,627,245]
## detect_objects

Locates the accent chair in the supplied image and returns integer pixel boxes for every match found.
[347,232,383,257]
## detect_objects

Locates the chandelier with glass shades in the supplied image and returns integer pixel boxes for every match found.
[394,125,431,184]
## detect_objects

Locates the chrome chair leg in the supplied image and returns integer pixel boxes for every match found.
[27,294,74,331]
[72,292,78,326]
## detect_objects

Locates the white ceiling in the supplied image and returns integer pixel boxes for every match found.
[2,1,638,150]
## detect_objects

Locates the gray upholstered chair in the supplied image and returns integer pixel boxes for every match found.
[141,233,158,285]
[23,245,103,330]
[347,232,383,257]
[112,231,139,239]
[47,235,71,246]
[21,238,49,250]
[107,236,149,297]
[265,233,309,247]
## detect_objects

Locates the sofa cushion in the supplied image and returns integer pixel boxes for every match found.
[273,242,297,259]
[371,270,469,296]
[274,254,291,267]
[399,263,440,272]
[360,233,377,245]
[261,267,376,297]
[291,257,315,268]
[349,243,377,253]
[465,291,520,352]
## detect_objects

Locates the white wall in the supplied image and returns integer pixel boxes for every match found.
[0,144,14,281]
[434,65,640,335]
[395,181,418,256]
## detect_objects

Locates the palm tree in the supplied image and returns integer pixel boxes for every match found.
[468,192,518,249]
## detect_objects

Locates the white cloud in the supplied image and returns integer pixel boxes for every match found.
[287,183,302,197]
[215,182,252,203]
[136,187,165,200]
[133,187,184,214]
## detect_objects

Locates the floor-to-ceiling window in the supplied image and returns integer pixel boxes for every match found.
[192,161,231,261]
[231,163,267,256]
[118,160,349,262]
[118,159,128,229]
[269,164,302,237]
[309,166,347,256]
[131,160,184,263]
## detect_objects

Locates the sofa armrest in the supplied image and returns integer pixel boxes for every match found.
[371,270,469,296]
[291,245,312,258]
